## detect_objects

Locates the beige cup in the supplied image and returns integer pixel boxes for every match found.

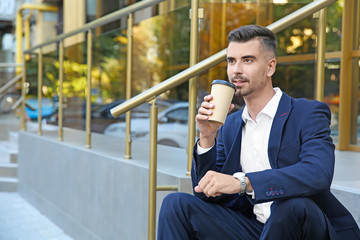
[208,80,236,125]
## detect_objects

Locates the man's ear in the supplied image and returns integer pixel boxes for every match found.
[267,58,277,77]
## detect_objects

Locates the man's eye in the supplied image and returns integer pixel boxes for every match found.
[227,59,235,64]
[244,59,252,63]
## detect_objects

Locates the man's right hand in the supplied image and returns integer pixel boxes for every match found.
[196,95,234,148]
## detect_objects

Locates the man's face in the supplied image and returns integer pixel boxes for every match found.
[226,39,276,99]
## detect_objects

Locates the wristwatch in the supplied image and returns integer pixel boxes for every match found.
[233,172,246,195]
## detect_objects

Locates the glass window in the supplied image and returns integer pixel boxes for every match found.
[166,107,188,123]
[350,58,360,146]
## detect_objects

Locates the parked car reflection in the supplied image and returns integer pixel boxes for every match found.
[25,98,55,121]
[46,98,171,133]
[104,102,189,148]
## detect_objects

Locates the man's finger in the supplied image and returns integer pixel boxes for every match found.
[194,186,203,193]
[203,95,213,102]
[229,103,235,112]
[198,107,213,116]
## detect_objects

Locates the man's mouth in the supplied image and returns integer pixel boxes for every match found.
[231,76,249,86]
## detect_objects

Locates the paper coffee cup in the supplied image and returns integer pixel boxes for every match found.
[208,80,236,125]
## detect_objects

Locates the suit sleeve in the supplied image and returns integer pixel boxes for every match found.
[246,101,335,204]
[191,121,253,215]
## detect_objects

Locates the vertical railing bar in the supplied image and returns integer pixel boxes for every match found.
[38,48,43,135]
[58,40,64,141]
[125,13,134,159]
[20,53,26,131]
[350,0,360,144]
[315,8,326,102]
[339,0,354,150]
[187,0,199,175]
[86,30,93,149]
[24,10,33,61]
[148,99,158,240]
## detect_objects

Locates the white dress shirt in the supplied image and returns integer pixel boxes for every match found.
[197,88,283,224]
[240,88,282,223]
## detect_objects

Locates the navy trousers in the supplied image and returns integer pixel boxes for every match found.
[157,193,331,240]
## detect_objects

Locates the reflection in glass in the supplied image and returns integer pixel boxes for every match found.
[23,0,346,147]
[350,58,360,146]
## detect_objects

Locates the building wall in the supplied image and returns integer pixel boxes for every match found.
[18,128,192,240]
[63,0,85,48]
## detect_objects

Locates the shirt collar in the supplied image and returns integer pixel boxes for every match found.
[242,88,283,123]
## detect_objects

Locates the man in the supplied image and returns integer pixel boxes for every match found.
[157,25,360,239]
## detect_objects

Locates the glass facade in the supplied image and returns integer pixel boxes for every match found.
[24,0,360,150]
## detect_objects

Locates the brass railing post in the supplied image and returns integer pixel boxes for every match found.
[350,0,360,146]
[24,10,33,61]
[187,0,200,176]
[16,10,23,75]
[16,4,58,74]
[148,99,158,240]
[20,54,27,131]
[58,40,64,141]
[38,49,43,135]
[315,8,327,102]
[125,13,134,159]
[86,30,93,148]
[339,0,354,150]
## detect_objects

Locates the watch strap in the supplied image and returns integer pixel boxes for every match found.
[233,172,246,195]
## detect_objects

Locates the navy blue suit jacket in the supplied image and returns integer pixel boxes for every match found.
[192,93,360,239]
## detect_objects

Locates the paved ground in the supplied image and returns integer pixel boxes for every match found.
[0,192,73,240]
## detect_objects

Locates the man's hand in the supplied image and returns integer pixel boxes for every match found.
[196,95,234,148]
[194,171,241,197]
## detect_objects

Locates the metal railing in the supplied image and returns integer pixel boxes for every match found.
[0,72,22,96]
[19,0,337,239]
[22,0,165,143]
[109,0,336,238]
[110,0,337,172]
[0,63,24,113]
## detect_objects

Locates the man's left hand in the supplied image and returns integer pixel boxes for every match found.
[194,170,241,197]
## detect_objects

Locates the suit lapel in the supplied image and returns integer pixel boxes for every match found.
[227,109,245,173]
[268,93,292,169]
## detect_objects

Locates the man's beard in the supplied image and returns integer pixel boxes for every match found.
[230,74,252,97]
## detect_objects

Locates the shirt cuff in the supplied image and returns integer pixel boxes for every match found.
[197,141,214,155]
[246,190,255,199]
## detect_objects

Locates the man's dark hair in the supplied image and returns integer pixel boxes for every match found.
[228,25,277,57]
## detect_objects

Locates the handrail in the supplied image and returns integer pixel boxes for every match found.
[109,2,337,237]
[11,96,24,111]
[0,74,22,95]
[24,0,165,53]
[19,0,167,143]
[111,50,225,117]
[0,65,24,114]
[110,0,337,118]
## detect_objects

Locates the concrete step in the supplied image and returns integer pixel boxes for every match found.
[9,131,19,147]
[331,185,360,227]
[0,163,17,177]
[0,177,18,192]
[0,141,18,163]
[332,151,360,227]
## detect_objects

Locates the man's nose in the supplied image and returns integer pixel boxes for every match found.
[232,61,243,74]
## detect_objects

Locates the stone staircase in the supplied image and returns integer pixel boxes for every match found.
[0,131,18,192]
